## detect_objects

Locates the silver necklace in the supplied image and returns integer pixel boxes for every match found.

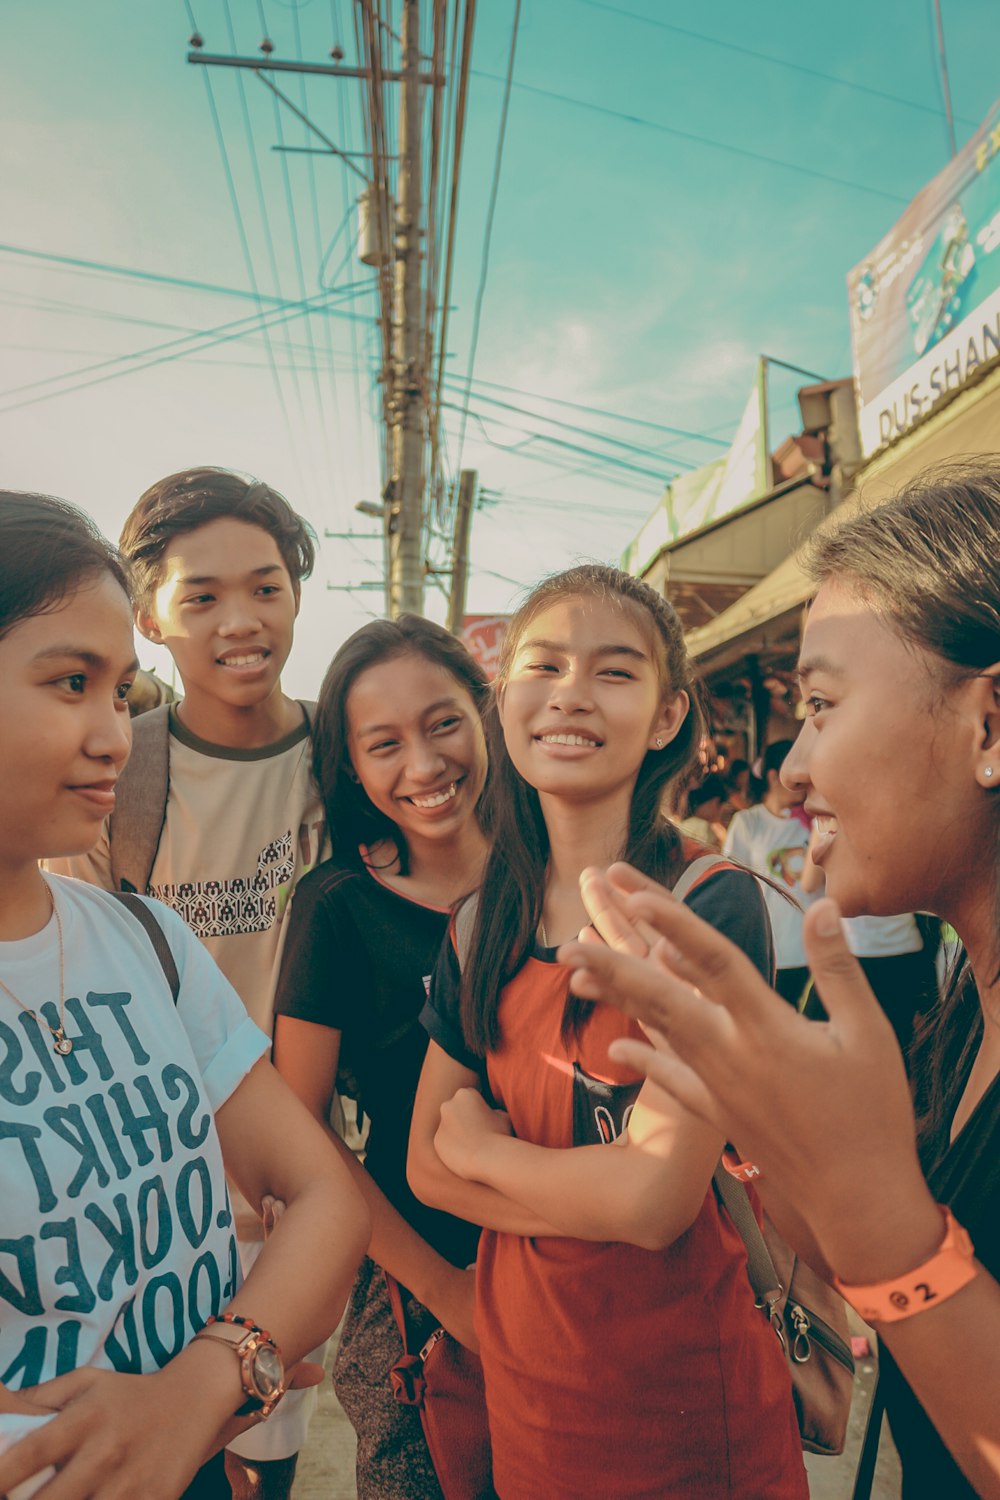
[0,885,72,1056]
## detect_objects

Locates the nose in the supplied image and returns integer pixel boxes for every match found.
[548,666,593,715]
[405,737,449,786]
[84,695,132,770]
[217,598,263,637]
[780,725,810,793]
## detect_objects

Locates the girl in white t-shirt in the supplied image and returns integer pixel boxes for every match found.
[0,491,370,1500]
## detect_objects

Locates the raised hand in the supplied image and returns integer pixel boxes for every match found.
[559,862,941,1281]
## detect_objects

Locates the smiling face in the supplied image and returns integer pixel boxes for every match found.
[136,517,298,716]
[346,651,488,856]
[0,572,136,871]
[497,595,686,812]
[783,578,991,921]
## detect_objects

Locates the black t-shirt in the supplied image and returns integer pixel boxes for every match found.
[880,1064,1000,1499]
[422,865,775,1073]
[273,858,480,1268]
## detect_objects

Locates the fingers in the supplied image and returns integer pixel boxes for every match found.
[579,868,648,956]
[261,1195,287,1237]
[606,1037,726,1132]
[24,1368,95,1410]
[802,900,884,1031]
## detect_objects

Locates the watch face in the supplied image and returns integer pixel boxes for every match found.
[252,1343,284,1399]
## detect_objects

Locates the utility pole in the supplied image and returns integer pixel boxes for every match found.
[387,0,426,618]
[446,469,476,633]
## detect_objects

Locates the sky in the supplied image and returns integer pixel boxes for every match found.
[2,0,998,696]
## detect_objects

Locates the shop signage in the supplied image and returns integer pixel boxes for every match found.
[461,615,509,679]
[623,359,770,575]
[848,95,1000,457]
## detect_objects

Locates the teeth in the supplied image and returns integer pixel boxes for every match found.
[410,782,458,809]
[814,816,838,835]
[220,653,266,667]
[539,734,599,747]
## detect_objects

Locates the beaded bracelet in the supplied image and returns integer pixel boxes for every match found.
[201,1311,274,1342]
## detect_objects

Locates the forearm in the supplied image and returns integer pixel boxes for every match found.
[468,1132,708,1249]
[879,1275,1000,1497]
[408,1142,561,1236]
[324,1123,465,1309]
[227,1171,369,1363]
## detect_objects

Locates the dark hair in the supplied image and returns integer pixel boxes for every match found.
[688,773,726,811]
[461,563,703,1055]
[120,467,316,608]
[313,614,491,875]
[762,739,795,781]
[804,459,1000,1162]
[0,491,130,642]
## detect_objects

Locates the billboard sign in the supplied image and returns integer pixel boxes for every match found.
[461,615,509,679]
[848,95,1000,457]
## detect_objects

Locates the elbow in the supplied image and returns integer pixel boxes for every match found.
[406,1139,445,1211]
[626,1195,703,1254]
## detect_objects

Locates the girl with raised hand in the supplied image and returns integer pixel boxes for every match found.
[0,493,369,1500]
[408,565,807,1500]
[271,617,490,1500]
[559,464,1000,1500]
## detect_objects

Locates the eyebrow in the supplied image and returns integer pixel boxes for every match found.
[796,655,846,681]
[518,637,650,663]
[356,697,464,737]
[176,564,284,586]
[33,647,140,674]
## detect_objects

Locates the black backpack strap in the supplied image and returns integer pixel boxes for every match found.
[112,892,181,1005]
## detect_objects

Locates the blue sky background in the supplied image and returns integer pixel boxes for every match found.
[2,0,997,693]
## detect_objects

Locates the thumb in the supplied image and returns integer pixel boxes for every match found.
[803,899,880,1027]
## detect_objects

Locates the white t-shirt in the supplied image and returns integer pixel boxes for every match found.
[723,804,815,970]
[0,878,268,1459]
[843,914,923,958]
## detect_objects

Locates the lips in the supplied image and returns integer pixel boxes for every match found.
[534,731,603,748]
[404,780,461,810]
[809,811,839,863]
[68,780,117,812]
[216,649,271,669]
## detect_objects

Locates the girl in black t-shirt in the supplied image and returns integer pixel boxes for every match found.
[272,616,490,1500]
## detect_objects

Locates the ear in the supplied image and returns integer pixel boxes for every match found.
[649,689,689,751]
[974,665,1000,787]
[292,582,302,620]
[495,679,507,728]
[134,605,163,645]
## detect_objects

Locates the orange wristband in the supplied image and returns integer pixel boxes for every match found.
[833,1206,977,1323]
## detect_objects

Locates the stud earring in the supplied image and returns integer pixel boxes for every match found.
[655,737,663,748]
[986,767,995,779]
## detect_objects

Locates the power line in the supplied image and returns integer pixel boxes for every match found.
[568,0,979,129]
[460,374,731,448]
[0,286,362,416]
[443,380,700,468]
[0,242,371,320]
[443,405,670,483]
[453,0,520,476]
[470,70,911,205]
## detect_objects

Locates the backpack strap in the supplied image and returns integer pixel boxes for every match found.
[670,853,733,904]
[109,704,171,894]
[453,895,479,973]
[111,891,181,1005]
